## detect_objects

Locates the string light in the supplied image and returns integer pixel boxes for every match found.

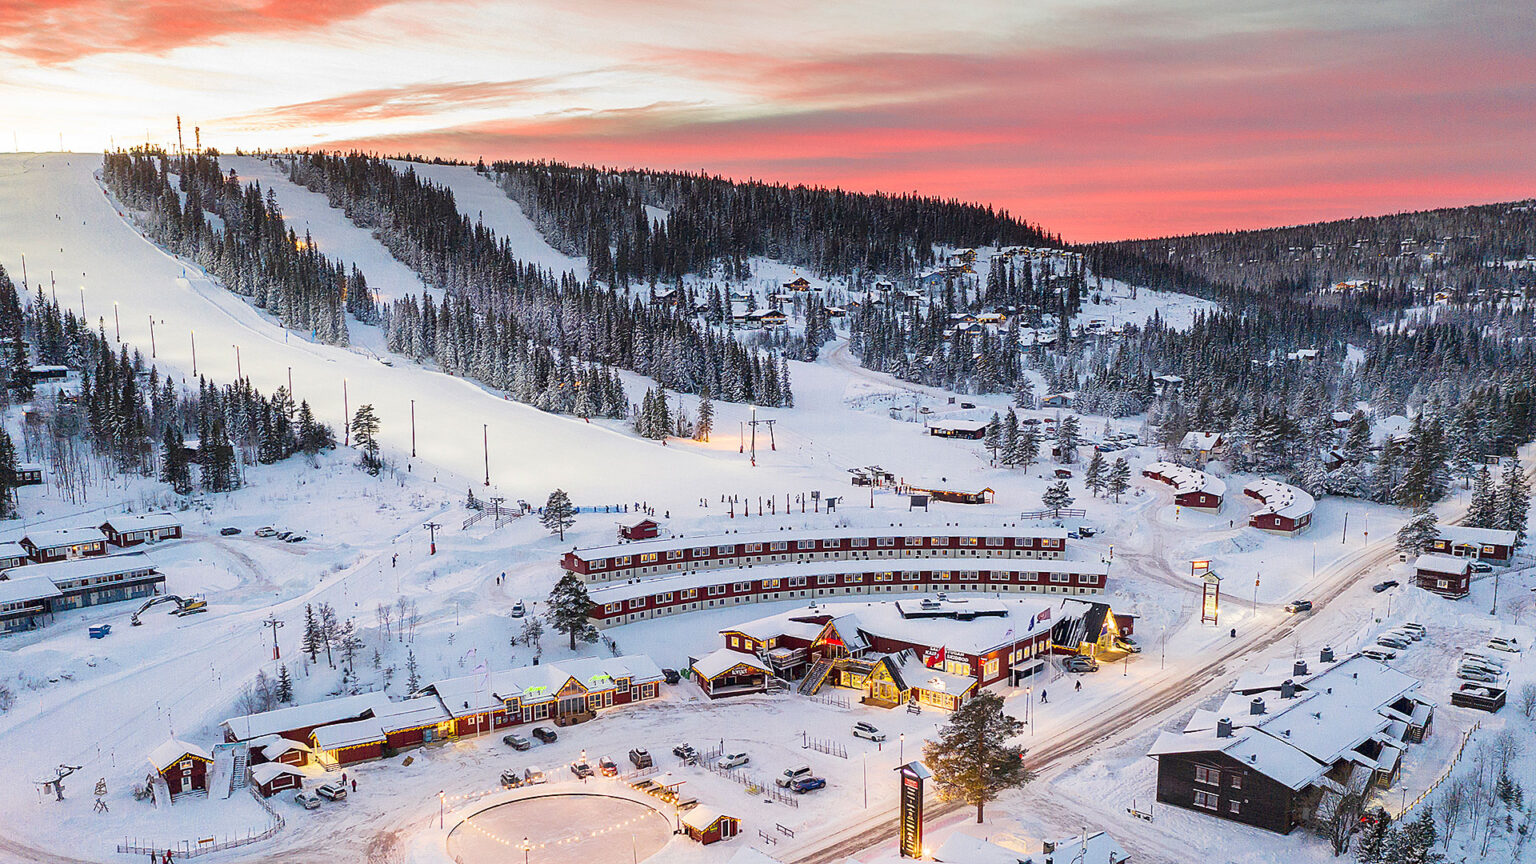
[441,780,670,851]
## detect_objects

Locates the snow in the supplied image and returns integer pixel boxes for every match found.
[0,550,155,583]
[691,647,771,679]
[1414,553,1469,576]
[1143,461,1226,498]
[0,575,62,604]
[1243,477,1315,522]
[16,525,106,550]
[222,692,393,741]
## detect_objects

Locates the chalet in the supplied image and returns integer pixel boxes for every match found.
[19,526,107,563]
[825,305,847,318]
[927,419,990,440]
[1243,478,1314,536]
[1040,392,1074,409]
[1286,348,1320,362]
[99,513,183,547]
[13,463,43,486]
[561,526,1073,584]
[1331,411,1355,429]
[28,364,68,382]
[1142,462,1225,512]
[1414,554,1471,599]
[746,309,787,329]
[1150,652,1431,834]
[1425,526,1519,563]
[872,280,894,293]
[650,287,678,306]
[680,805,740,845]
[222,692,394,743]
[719,610,826,677]
[783,276,813,292]
[248,735,311,766]
[0,542,28,570]
[586,556,1109,629]
[619,519,662,541]
[249,762,305,798]
[2,552,164,611]
[1178,431,1226,466]
[904,484,995,505]
[148,739,211,800]
[309,718,386,767]
[860,649,976,711]
[0,575,60,633]
[692,648,772,698]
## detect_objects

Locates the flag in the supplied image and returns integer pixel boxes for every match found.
[924,645,947,668]
[1038,607,1051,623]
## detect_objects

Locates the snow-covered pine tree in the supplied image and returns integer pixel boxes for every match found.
[541,489,576,540]
[548,572,599,650]
[1084,450,1105,497]
[1042,481,1073,513]
[1105,457,1131,502]
[1396,505,1438,555]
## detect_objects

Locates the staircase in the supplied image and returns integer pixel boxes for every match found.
[209,742,249,799]
[230,744,249,791]
[798,658,836,696]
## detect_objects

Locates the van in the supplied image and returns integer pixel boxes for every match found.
[1360,647,1397,662]
[775,765,813,788]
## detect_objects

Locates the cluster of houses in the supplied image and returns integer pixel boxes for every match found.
[145,654,672,802]
[1412,525,1522,599]
[0,513,182,633]
[695,593,1134,710]
[562,526,1114,630]
[1142,461,1227,513]
[1149,649,1432,834]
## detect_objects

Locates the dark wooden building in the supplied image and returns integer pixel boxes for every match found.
[148,740,212,800]
[1414,554,1470,599]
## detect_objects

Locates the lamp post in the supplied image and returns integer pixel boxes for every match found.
[899,733,904,764]
[112,301,120,341]
[190,329,197,376]
[78,284,85,321]
[148,315,156,357]
[343,378,349,446]
[411,399,417,457]
[523,837,530,864]
[233,344,242,380]
[438,790,444,829]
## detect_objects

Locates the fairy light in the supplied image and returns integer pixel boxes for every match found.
[442,779,668,850]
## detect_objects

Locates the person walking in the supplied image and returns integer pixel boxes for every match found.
[1074,680,1081,692]
[1040,689,1048,704]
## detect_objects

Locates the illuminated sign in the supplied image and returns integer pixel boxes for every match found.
[898,762,931,858]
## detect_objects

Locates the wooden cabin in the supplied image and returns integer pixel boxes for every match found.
[148,739,211,800]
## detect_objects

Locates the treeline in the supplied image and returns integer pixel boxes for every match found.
[101,149,369,344]
[280,152,793,408]
[1088,199,1536,304]
[0,263,334,505]
[490,160,1053,284]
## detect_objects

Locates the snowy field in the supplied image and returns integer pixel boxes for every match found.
[0,152,1530,864]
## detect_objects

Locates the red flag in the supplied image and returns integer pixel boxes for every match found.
[924,645,947,668]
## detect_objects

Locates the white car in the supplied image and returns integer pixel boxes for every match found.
[1376,634,1411,650]
[1487,637,1520,653]
[293,790,321,809]
[1385,627,1422,642]
[1399,622,1427,638]
[716,751,750,769]
[1360,647,1397,662]
[1462,651,1506,671]
[852,722,886,742]
[1458,666,1501,684]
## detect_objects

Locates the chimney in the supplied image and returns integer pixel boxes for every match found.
[1320,646,1335,664]
[1042,841,1056,854]
[1216,717,1234,738]
[1280,678,1297,699]
[1293,659,1309,677]
[1250,697,1266,715]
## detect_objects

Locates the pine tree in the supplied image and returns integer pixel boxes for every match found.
[999,410,1020,467]
[1055,415,1080,464]
[983,413,1002,465]
[1496,460,1531,546]
[302,604,321,663]
[548,571,599,650]
[1106,457,1131,502]
[2,332,31,401]
[1014,424,1040,471]
[350,404,381,474]
[1468,466,1498,527]
[405,648,420,692]
[1396,505,1439,556]
[541,488,576,540]
[1042,481,1073,513]
[920,691,1030,824]
[276,664,294,703]
[0,428,18,519]
[695,387,713,442]
[1013,378,1035,410]
[1084,450,1106,497]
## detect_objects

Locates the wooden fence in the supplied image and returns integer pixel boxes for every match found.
[1398,720,1482,820]
[116,788,284,858]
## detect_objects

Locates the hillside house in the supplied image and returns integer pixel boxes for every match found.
[148,739,211,800]
[99,513,183,547]
[1425,526,1519,563]
[19,526,107,563]
[1414,554,1471,599]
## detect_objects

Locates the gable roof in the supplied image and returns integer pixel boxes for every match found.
[100,512,182,533]
[249,762,305,786]
[1415,553,1470,576]
[0,575,63,605]
[221,691,392,741]
[148,739,211,772]
[21,526,106,550]
[692,647,771,680]
[1436,525,1519,548]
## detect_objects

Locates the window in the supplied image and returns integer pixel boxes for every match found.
[797,540,816,550]
[930,537,947,546]
[789,576,808,587]
[845,574,864,584]
[734,582,750,592]
[628,598,645,609]
[617,556,632,566]
[682,589,698,600]
[983,658,999,678]
[745,543,763,553]
[708,585,726,596]
[639,553,658,564]
[874,573,894,582]
[1193,765,1220,785]
[770,541,788,551]
[902,572,921,582]
[876,537,895,547]
[986,537,1004,547]
[728,635,739,648]
[657,592,673,604]
[717,545,734,555]
[960,537,979,547]
[666,550,684,560]
[762,578,780,589]
[591,558,607,570]
[818,575,837,585]
[905,537,924,547]
[822,539,840,549]
[960,570,979,580]
[1229,774,1242,789]
[1227,800,1241,814]
[1192,790,1219,810]
[852,538,869,548]
[1050,572,1070,583]
[692,547,710,557]
[988,571,1010,582]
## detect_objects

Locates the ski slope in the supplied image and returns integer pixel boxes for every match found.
[0,153,735,501]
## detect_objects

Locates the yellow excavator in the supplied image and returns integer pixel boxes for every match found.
[129,594,208,626]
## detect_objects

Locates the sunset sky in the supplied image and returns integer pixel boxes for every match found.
[3,0,1532,241]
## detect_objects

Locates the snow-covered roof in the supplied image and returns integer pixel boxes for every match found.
[221,691,392,741]
[1179,431,1224,451]
[680,804,732,832]
[1415,553,1469,576]
[569,525,1068,559]
[0,575,62,605]
[1041,831,1130,864]
[692,647,772,680]
[934,833,1026,864]
[1331,411,1355,423]
[884,651,976,696]
[427,654,666,712]
[1149,725,1326,791]
[310,718,385,751]
[1436,525,1519,548]
[828,595,1056,656]
[927,418,991,433]
[100,512,182,533]
[0,541,28,561]
[249,735,311,759]
[720,609,827,643]
[1,551,157,584]
[249,762,304,786]
[588,557,1108,604]
[376,698,450,732]
[1143,461,1226,498]
[148,739,211,772]
[20,526,106,550]
[1244,477,1316,521]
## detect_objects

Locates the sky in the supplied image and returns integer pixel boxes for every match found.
[2,0,1533,241]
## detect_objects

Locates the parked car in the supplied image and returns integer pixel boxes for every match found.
[1376,634,1411,650]
[532,726,558,744]
[716,751,750,769]
[1385,627,1421,642]
[790,776,827,793]
[628,748,653,769]
[851,722,886,742]
[254,527,277,538]
[510,601,526,618]
[1458,666,1501,684]
[1360,647,1397,662]
[500,769,525,789]
[523,766,547,784]
[1284,600,1313,613]
[776,765,813,788]
[1471,561,1494,574]
[1460,658,1504,677]
[570,759,595,779]
[1064,655,1099,673]
[316,782,347,801]
[294,790,321,809]
[598,756,618,777]
[1488,637,1520,653]
[662,668,681,685]
[673,744,698,764]
[1114,636,1142,653]
[219,527,241,536]
[285,535,306,543]
[1462,651,1506,670]
[1399,622,1428,638]
[276,531,293,541]
[502,733,532,751]
[1372,580,1400,593]
[1076,526,1097,537]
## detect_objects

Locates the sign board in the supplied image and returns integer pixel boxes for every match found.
[897,762,931,858]
[909,494,930,512]
[1201,571,1221,625]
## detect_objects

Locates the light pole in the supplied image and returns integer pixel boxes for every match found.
[411,399,417,457]
[287,366,293,396]
[233,344,242,380]
[862,751,868,808]
[483,424,490,486]
[148,315,156,357]
[78,285,85,321]
[899,733,904,764]
[343,378,350,446]
[190,329,197,376]
[112,301,120,341]
[523,837,530,864]
[438,790,444,829]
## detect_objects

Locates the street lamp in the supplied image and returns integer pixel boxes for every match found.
[78,284,85,321]
[190,329,197,376]
[523,836,530,864]
[113,301,120,341]
[233,344,242,380]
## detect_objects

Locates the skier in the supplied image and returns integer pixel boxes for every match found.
[1074,680,1081,692]
[1040,690,1047,704]
[392,554,397,568]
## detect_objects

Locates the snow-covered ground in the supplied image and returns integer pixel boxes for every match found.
[0,152,1531,864]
